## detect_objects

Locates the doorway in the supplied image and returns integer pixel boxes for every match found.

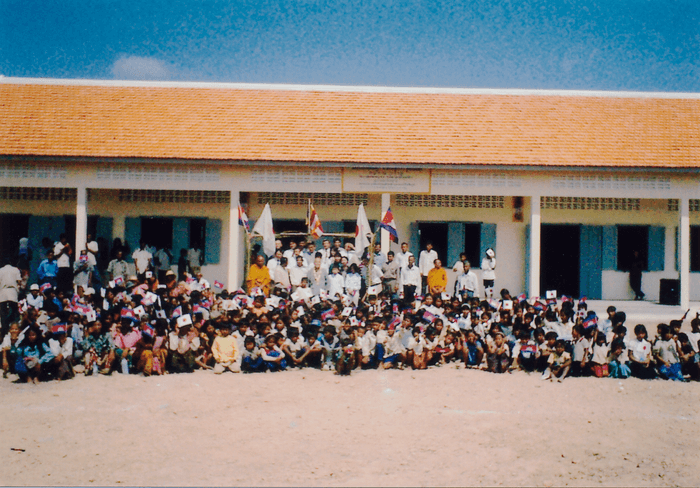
[418,222,448,264]
[541,224,580,298]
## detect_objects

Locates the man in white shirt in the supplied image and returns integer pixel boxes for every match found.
[187,247,203,275]
[267,250,283,274]
[345,243,360,267]
[282,240,298,262]
[456,261,479,299]
[395,242,413,270]
[418,242,438,295]
[154,247,172,282]
[0,259,21,334]
[289,256,308,290]
[400,255,421,304]
[372,242,387,269]
[132,241,153,278]
[319,239,332,267]
[54,234,73,294]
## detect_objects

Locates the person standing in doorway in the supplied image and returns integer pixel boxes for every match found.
[418,242,438,295]
[630,250,645,301]
[481,248,496,300]
[53,234,73,294]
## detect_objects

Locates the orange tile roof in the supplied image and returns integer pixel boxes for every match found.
[0,82,699,168]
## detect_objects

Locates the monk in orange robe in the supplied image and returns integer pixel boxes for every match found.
[246,254,271,296]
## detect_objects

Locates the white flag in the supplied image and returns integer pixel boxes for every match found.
[355,203,373,256]
[251,203,276,257]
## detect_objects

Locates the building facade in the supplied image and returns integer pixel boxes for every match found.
[0,78,698,306]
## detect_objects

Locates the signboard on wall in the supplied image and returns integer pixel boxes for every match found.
[343,168,430,193]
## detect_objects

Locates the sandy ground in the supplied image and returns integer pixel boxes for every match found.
[1,365,699,487]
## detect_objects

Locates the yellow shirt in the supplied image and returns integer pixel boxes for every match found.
[212,335,237,363]
[246,264,271,296]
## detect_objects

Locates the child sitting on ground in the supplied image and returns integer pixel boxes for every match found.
[463,330,484,368]
[260,333,287,372]
[653,324,684,382]
[542,340,571,382]
[588,331,610,377]
[240,336,265,373]
[83,321,115,375]
[628,324,655,380]
[486,331,510,373]
[676,333,699,381]
[608,339,631,378]
[337,337,356,375]
[511,329,537,372]
[570,324,590,377]
[212,324,239,374]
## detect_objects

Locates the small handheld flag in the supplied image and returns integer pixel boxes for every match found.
[379,206,399,243]
[583,314,598,330]
[39,282,52,293]
[321,308,336,321]
[214,280,224,290]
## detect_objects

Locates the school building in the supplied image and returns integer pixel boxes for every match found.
[0,77,698,307]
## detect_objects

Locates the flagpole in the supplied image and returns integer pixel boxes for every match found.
[361,229,378,303]
[244,230,251,292]
[307,199,311,238]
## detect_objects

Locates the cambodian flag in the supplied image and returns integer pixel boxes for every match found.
[321,308,336,321]
[39,283,52,293]
[214,280,224,290]
[388,316,401,329]
[423,311,436,323]
[579,296,587,304]
[171,306,183,318]
[583,315,598,330]
[379,207,399,242]
[516,293,527,303]
[238,204,250,232]
[73,303,92,316]
[120,308,137,320]
[114,276,125,286]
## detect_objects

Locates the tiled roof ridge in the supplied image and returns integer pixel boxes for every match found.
[1,76,699,99]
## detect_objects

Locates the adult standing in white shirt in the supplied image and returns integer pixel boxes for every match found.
[418,242,438,295]
[282,240,298,262]
[0,259,21,334]
[267,250,283,274]
[53,233,73,294]
[132,241,153,278]
[456,261,479,300]
[481,248,496,300]
[395,242,413,271]
[401,255,421,304]
[289,256,309,291]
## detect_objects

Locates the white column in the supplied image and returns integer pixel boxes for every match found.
[75,186,88,254]
[380,193,391,254]
[529,195,541,299]
[680,196,690,310]
[228,190,241,291]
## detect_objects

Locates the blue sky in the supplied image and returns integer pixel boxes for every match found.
[1,0,698,91]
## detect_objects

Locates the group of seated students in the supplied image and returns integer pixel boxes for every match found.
[2,258,700,384]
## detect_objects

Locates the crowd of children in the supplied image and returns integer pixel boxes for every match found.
[2,237,700,384]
